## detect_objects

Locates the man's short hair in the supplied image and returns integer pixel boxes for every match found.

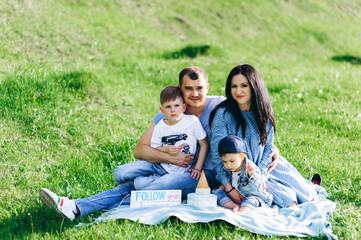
[160,85,184,105]
[178,66,208,86]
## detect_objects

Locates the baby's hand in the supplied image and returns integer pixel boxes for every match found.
[262,181,266,191]
[246,164,254,177]
[232,205,241,213]
[189,168,201,180]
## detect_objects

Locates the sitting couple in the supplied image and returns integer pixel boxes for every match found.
[39,65,318,220]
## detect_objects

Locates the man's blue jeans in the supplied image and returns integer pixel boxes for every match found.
[75,160,218,217]
[114,160,218,197]
[74,180,134,217]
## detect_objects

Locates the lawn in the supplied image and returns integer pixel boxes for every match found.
[0,0,360,239]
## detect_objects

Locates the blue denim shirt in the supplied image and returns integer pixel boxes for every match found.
[210,107,273,187]
[225,157,273,206]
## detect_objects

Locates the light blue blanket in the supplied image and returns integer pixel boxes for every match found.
[77,186,337,239]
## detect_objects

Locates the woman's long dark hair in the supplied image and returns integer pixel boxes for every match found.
[209,64,276,145]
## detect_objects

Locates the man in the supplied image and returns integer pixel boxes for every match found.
[39,66,279,220]
[129,67,224,194]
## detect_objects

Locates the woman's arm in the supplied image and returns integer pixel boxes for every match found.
[224,182,244,204]
[267,144,280,173]
[210,109,245,204]
[257,120,275,180]
[210,108,232,187]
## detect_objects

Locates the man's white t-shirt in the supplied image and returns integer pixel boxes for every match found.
[151,114,207,174]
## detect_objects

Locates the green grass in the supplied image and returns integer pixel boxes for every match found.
[1,0,361,239]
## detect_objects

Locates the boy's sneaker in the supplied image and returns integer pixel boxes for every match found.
[310,173,322,186]
[39,188,76,221]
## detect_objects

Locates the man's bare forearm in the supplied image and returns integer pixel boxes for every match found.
[134,143,172,164]
[133,121,171,163]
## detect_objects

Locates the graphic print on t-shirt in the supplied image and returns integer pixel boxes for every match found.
[181,143,190,154]
[161,134,190,154]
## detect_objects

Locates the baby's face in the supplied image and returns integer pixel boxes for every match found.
[221,153,245,172]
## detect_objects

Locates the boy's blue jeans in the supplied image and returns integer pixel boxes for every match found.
[74,160,217,217]
[113,160,169,189]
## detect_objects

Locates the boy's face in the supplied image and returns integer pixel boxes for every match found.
[221,153,245,172]
[160,97,186,125]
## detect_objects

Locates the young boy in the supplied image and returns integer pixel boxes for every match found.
[214,135,273,214]
[113,85,208,189]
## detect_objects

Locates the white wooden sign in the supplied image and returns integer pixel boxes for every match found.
[130,190,182,208]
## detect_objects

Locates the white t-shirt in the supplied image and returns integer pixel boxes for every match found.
[151,114,207,174]
[153,96,225,171]
[232,171,242,188]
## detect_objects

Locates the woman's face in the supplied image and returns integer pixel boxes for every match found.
[231,74,252,111]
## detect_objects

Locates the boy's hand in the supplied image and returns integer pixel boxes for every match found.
[189,168,201,180]
[246,164,254,177]
[166,143,186,156]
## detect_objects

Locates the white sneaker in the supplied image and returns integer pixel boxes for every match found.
[39,188,76,221]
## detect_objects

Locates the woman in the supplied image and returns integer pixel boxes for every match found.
[210,64,317,208]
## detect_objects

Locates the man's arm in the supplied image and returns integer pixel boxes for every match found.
[155,144,185,156]
[133,122,194,167]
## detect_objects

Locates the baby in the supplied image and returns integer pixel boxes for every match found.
[215,135,273,214]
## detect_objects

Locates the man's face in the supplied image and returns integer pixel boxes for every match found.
[179,74,209,109]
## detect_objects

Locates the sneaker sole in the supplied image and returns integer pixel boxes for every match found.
[39,188,57,210]
[39,188,74,221]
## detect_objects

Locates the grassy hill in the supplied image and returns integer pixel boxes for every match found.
[1,0,360,239]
